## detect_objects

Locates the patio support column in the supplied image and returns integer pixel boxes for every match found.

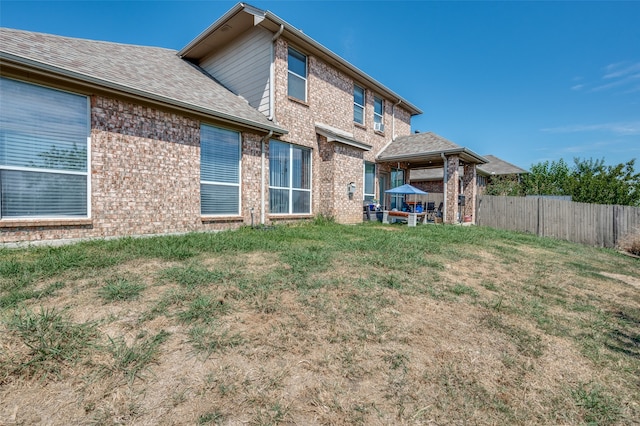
[463,162,477,222]
[445,155,460,223]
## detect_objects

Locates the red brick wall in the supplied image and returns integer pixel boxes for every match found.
[1,95,262,243]
[273,38,413,224]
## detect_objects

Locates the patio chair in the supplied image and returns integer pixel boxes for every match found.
[435,202,444,222]
[426,202,435,221]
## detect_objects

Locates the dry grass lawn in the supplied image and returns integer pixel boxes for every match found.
[1,221,638,425]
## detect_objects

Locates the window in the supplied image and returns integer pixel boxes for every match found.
[374,96,384,132]
[200,124,241,215]
[354,85,365,125]
[269,141,311,214]
[364,162,375,201]
[390,168,404,210]
[288,47,307,101]
[0,78,89,218]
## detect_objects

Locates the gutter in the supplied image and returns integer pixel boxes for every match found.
[268,24,285,122]
[379,148,488,165]
[392,99,402,140]
[260,130,273,225]
[0,53,288,136]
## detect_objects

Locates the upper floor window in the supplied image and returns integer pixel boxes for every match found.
[354,85,365,125]
[269,141,311,215]
[364,161,375,202]
[200,124,241,216]
[374,96,384,132]
[288,47,307,101]
[0,77,89,219]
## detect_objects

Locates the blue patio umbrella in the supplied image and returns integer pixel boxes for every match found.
[385,184,428,212]
[384,183,428,195]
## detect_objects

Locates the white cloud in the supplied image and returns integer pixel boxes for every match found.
[603,62,640,79]
[590,61,640,93]
[571,84,584,91]
[541,121,640,136]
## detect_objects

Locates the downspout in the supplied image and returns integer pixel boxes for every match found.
[392,99,402,140]
[441,152,447,223]
[268,24,285,122]
[261,130,273,225]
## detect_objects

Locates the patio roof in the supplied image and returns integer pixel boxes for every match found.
[377,132,487,167]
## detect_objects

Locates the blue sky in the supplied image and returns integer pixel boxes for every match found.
[2,1,639,171]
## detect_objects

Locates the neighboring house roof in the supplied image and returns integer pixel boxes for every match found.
[377,131,487,165]
[478,155,528,175]
[0,27,287,135]
[179,2,422,116]
[410,153,528,181]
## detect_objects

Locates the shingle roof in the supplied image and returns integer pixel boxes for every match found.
[377,132,486,164]
[479,155,528,175]
[0,28,286,134]
[380,132,460,158]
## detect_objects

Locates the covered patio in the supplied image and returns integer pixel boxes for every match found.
[376,132,487,224]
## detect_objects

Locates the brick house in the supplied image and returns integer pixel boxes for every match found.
[1,3,485,244]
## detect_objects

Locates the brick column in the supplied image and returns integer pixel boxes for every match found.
[462,162,477,222]
[445,155,459,223]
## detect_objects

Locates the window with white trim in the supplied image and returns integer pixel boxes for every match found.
[200,124,241,215]
[0,77,89,218]
[354,85,365,125]
[374,96,384,132]
[269,141,311,214]
[288,47,307,101]
[364,161,375,202]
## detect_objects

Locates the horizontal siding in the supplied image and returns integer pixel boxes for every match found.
[201,27,272,116]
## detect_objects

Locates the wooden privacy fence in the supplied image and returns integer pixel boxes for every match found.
[476,195,640,248]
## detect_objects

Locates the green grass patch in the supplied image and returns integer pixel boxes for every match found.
[106,330,170,383]
[3,307,98,379]
[98,277,146,302]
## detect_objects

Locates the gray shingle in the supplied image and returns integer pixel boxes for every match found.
[379,132,461,158]
[479,155,528,175]
[0,28,285,134]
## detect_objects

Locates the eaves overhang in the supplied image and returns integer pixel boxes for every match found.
[315,123,372,151]
[0,52,288,136]
[179,3,423,117]
[377,148,488,165]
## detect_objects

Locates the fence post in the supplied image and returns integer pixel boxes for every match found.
[613,205,618,247]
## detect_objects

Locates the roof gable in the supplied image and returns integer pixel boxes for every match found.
[0,27,286,134]
[179,2,422,116]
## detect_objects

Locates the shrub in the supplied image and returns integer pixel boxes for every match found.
[618,228,640,256]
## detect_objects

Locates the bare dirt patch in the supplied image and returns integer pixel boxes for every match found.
[600,272,640,290]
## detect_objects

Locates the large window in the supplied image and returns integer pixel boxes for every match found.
[364,162,375,202]
[374,96,384,132]
[200,124,241,216]
[288,47,307,101]
[0,78,89,218]
[269,141,311,214]
[354,85,365,125]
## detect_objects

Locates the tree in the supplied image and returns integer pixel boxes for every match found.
[522,157,640,206]
[485,175,523,196]
[568,158,640,206]
[521,158,571,196]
